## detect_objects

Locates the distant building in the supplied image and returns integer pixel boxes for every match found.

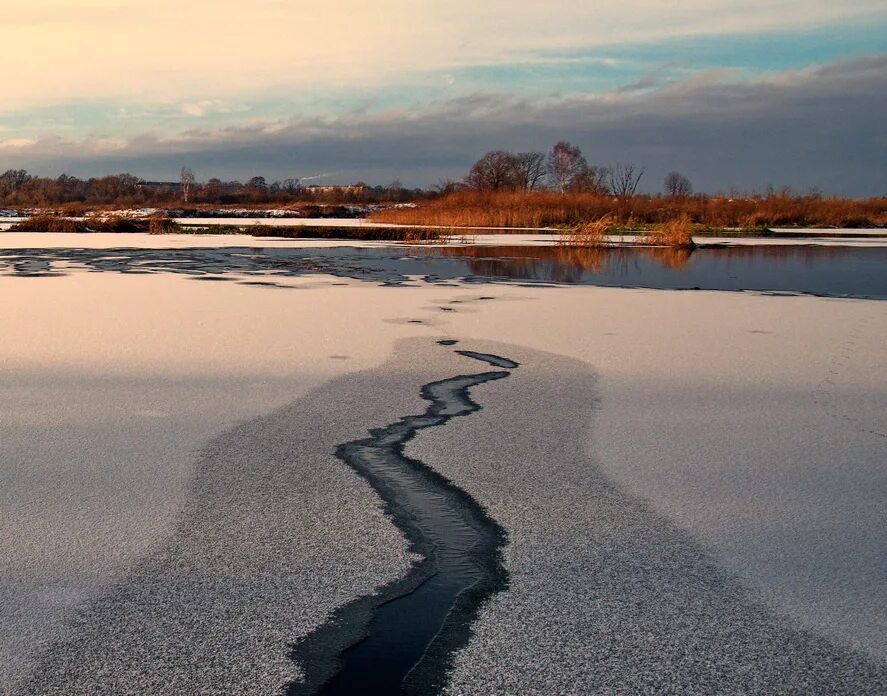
[302,185,367,196]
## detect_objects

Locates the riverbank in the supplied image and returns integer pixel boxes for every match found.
[3,214,886,244]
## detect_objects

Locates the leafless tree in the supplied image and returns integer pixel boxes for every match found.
[466,150,520,191]
[280,178,301,195]
[88,173,143,203]
[433,178,465,195]
[513,152,547,191]
[547,141,588,193]
[0,169,32,194]
[607,162,645,198]
[180,166,196,203]
[664,171,693,198]
[571,165,610,194]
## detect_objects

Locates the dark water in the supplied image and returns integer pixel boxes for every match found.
[454,350,520,369]
[421,245,887,298]
[291,355,515,696]
[1,244,885,298]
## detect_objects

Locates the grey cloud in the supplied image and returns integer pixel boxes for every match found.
[7,55,886,196]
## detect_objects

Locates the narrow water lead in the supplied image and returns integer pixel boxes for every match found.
[454,351,520,369]
[289,352,516,695]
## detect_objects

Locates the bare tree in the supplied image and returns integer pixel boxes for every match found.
[466,151,520,191]
[513,152,547,191]
[570,165,609,194]
[546,141,588,194]
[664,171,693,198]
[280,178,301,195]
[0,169,32,193]
[180,167,196,204]
[201,177,224,202]
[383,180,410,202]
[607,162,645,198]
[432,178,465,195]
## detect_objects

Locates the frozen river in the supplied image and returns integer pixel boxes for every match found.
[2,234,885,694]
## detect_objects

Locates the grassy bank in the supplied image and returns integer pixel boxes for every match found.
[369,191,887,229]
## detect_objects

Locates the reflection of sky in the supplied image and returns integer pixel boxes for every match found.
[2,21,883,140]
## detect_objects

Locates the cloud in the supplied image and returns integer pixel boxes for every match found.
[181,103,211,118]
[5,56,886,196]
[0,138,38,150]
[3,1,883,110]
[179,100,245,118]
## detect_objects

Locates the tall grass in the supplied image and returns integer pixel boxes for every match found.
[10,214,178,233]
[557,214,695,249]
[8,215,84,233]
[641,216,696,248]
[371,191,613,228]
[370,190,887,229]
[557,215,618,247]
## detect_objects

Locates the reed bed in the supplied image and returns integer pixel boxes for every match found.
[557,215,619,247]
[370,191,887,229]
[9,214,178,234]
[7,215,444,242]
[641,216,696,248]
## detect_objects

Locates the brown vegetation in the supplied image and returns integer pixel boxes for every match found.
[10,215,178,234]
[196,224,444,242]
[370,190,887,229]
[148,214,178,234]
[557,215,619,247]
[557,214,695,250]
[8,214,450,242]
[370,191,607,228]
[8,215,84,233]
[641,216,695,248]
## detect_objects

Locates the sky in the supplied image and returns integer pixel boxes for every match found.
[1,0,885,195]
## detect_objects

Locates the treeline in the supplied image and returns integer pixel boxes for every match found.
[0,169,427,208]
[460,141,649,197]
[369,142,886,228]
[3,140,885,230]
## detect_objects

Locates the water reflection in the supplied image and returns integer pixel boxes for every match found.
[424,244,864,274]
[0,244,884,299]
[407,245,887,298]
[422,245,695,282]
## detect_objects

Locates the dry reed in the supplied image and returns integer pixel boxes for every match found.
[371,190,887,229]
[641,216,696,248]
[557,215,618,247]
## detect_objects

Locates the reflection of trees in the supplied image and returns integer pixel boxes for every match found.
[427,243,880,283]
[647,247,693,270]
[3,245,882,297]
[428,244,694,282]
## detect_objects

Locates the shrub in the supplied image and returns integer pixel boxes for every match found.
[10,214,180,234]
[9,215,83,233]
[148,214,178,234]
